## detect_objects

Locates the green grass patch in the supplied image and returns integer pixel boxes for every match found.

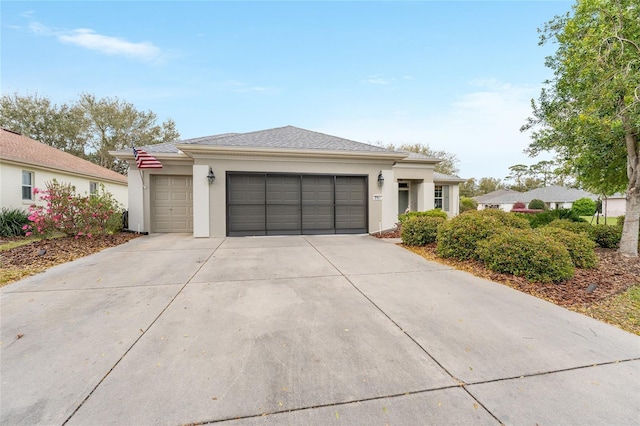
[580,216,618,225]
[0,236,42,251]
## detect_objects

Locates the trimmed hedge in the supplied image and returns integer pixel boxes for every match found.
[593,225,622,249]
[436,210,529,260]
[0,208,29,237]
[399,209,448,224]
[528,199,547,210]
[572,197,596,216]
[401,216,446,246]
[476,228,574,283]
[535,227,597,268]
[546,219,596,240]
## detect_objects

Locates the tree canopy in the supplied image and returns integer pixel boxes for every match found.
[522,0,639,255]
[386,143,460,176]
[0,93,180,174]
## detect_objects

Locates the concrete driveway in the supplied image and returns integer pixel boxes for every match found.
[1,234,639,425]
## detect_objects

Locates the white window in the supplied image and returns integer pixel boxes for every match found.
[90,181,99,195]
[22,171,33,200]
[434,185,450,211]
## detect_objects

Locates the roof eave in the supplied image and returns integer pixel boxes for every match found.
[176,145,407,160]
[1,157,127,185]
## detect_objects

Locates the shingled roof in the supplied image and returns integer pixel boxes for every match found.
[0,128,127,184]
[141,126,394,154]
[475,185,596,204]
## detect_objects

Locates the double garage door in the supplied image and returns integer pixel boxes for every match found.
[227,173,368,236]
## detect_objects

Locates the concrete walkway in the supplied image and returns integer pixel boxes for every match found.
[1,234,638,425]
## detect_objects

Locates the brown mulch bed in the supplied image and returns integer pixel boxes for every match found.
[405,244,640,308]
[1,233,141,285]
[372,229,401,238]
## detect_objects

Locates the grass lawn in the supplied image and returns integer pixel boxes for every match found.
[581,215,619,225]
[582,285,640,334]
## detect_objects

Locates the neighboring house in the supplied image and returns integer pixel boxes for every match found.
[112,125,463,237]
[474,185,597,212]
[602,193,626,217]
[0,128,128,211]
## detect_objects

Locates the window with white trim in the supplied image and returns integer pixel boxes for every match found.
[90,181,99,195]
[434,185,450,211]
[22,171,33,200]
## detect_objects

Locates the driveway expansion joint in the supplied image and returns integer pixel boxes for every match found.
[183,384,472,425]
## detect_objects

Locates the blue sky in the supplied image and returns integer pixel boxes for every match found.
[1,1,573,180]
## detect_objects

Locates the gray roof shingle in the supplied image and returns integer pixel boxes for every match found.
[476,185,597,204]
[143,126,391,154]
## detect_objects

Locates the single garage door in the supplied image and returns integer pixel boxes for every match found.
[151,175,193,233]
[227,173,367,236]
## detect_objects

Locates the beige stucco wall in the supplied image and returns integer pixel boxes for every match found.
[603,197,625,217]
[0,161,128,212]
[191,154,395,237]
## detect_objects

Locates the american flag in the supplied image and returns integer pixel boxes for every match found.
[133,147,162,169]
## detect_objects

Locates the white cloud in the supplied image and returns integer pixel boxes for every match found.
[363,76,391,85]
[316,80,549,180]
[227,80,279,94]
[27,22,162,62]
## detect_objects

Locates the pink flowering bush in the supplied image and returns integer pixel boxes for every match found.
[23,180,123,238]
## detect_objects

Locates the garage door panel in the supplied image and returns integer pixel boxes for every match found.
[228,205,265,233]
[228,174,265,204]
[302,205,334,231]
[267,205,301,231]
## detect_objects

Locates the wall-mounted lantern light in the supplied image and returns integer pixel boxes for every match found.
[377,171,384,187]
[207,167,216,184]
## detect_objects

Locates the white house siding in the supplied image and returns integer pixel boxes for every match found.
[603,196,626,217]
[0,161,128,212]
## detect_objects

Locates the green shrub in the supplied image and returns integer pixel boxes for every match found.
[0,208,30,237]
[475,208,531,229]
[535,227,597,268]
[528,199,547,210]
[459,197,478,213]
[476,228,574,283]
[436,210,529,260]
[546,219,596,240]
[401,216,446,246]
[399,209,448,224]
[593,225,621,249]
[527,208,586,228]
[572,197,597,217]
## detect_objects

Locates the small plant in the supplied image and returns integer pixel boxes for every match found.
[399,209,448,224]
[436,210,529,260]
[0,208,30,237]
[572,197,597,217]
[526,208,585,228]
[528,199,547,210]
[23,180,123,238]
[535,227,597,268]
[401,216,446,246]
[593,224,621,249]
[476,228,574,283]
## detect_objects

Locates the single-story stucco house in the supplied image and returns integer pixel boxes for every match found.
[0,128,128,211]
[113,126,463,237]
[475,185,598,211]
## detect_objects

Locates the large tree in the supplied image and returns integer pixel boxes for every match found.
[522,0,639,256]
[0,93,180,174]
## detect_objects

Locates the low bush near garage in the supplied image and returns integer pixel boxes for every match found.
[398,208,448,224]
[401,216,446,246]
[476,228,574,283]
[436,210,529,261]
[525,208,585,228]
[535,227,597,269]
